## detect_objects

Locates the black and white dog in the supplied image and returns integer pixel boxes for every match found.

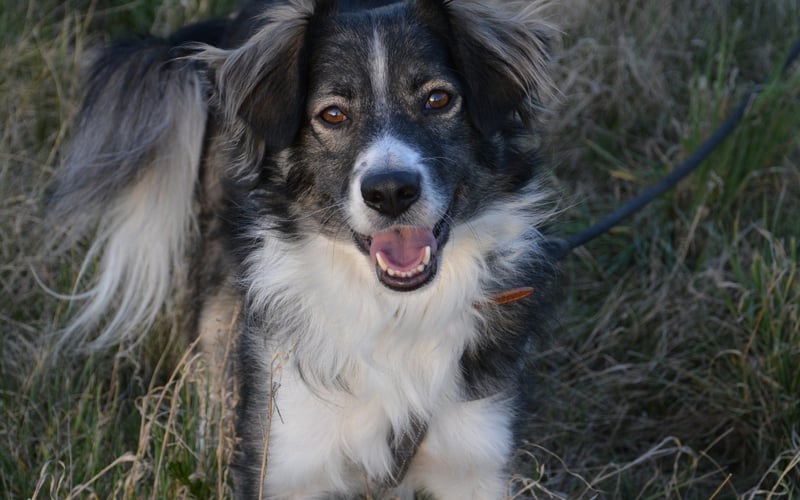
[50,0,557,497]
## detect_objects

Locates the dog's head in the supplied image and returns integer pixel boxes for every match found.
[202,0,552,292]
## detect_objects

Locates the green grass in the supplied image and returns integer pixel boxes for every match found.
[2,0,799,498]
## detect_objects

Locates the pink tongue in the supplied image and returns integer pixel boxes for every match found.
[369,227,437,271]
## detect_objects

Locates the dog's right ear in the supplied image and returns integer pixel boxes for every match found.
[196,0,335,152]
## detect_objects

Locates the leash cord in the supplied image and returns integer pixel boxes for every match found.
[545,36,800,261]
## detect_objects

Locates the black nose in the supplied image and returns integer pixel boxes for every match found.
[360,170,421,217]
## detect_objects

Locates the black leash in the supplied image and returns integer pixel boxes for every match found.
[545,36,800,261]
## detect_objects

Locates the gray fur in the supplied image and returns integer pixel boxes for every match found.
[49,40,207,348]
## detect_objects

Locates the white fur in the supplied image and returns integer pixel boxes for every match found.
[409,396,515,499]
[60,79,206,349]
[244,190,548,498]
[370,27,390,109]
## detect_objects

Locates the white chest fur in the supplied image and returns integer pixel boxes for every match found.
[244,207,542,498]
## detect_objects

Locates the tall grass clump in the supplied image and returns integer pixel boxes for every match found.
[1,0,798,498]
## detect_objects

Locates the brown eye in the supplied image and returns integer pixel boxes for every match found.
[320,106,347,125]
[425,90,451,110]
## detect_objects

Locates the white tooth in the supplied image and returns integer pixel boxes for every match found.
[376,252,388,272]
[416,264,425,273]
[423,246,431,265]
[387,268,396,277]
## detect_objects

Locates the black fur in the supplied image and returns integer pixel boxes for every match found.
[52,0,556,497]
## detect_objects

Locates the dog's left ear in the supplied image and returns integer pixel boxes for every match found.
[412,0,554,136]
[197,0,335,151]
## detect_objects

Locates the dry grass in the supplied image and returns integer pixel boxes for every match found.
[519,0,800,497]
[1,0,799,498]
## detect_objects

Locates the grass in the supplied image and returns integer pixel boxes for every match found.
[1,0,799,498]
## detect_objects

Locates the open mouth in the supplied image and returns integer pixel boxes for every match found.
[354,217,451,291]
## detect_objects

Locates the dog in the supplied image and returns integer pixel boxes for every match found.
[49,0,557,497]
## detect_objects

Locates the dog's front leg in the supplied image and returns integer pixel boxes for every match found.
[405,397,514,500]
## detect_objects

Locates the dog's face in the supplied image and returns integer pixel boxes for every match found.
[296,10,472,291]
[209,0,550,292]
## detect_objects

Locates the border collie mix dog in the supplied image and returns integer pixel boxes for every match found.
[50,0,557,497]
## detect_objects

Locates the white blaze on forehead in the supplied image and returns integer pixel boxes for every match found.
[369,27,389,108]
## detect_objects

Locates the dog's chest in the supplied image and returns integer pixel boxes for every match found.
[244,232,496,492]
[263,312,473,492]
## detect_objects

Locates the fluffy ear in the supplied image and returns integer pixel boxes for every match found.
[196,0,334,151]
[413,0,553,135]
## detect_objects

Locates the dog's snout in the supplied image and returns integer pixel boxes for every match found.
[361,171,421,217]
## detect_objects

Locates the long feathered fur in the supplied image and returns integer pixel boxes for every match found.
[49,0,558,497]
[49,39,208,349]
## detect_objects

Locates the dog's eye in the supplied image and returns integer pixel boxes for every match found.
[425,90,451,110]
[319,106,348,125]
